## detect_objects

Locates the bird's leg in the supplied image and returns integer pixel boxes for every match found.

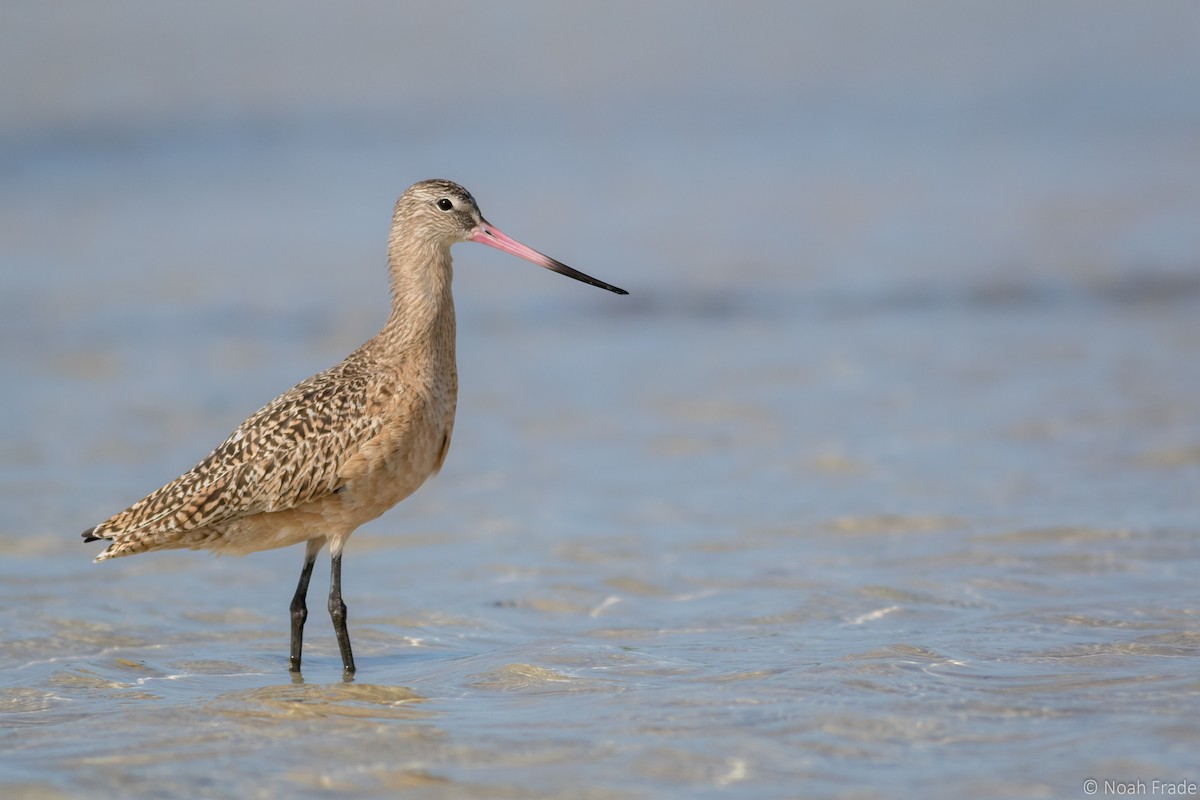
[288,539,321,673]
[329,549,356,677]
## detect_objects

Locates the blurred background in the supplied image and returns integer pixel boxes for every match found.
[2,2,1199,798]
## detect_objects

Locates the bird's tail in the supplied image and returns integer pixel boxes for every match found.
[81,526,119,562]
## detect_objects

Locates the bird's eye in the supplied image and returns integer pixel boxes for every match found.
[436,198,454,211]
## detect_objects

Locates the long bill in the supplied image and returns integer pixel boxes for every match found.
[471,222,628,295]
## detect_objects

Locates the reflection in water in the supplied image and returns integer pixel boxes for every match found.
[214,682,431,721]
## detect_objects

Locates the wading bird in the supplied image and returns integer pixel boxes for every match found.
[82,179,627,676]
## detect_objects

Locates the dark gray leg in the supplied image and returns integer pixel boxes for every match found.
[288,541,320,673]
[329,551,356,676]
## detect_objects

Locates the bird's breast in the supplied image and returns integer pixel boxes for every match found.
[334,363,457,524]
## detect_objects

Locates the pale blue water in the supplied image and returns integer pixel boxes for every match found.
[3,3,1200,798]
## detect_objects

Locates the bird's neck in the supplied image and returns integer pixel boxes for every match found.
[377,238,456,360]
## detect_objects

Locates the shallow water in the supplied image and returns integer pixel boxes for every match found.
[3,3,1200,798]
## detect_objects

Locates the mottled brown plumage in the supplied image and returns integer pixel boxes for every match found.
[82,179,627,675]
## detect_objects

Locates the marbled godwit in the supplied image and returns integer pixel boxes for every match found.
[82,179,627,676]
